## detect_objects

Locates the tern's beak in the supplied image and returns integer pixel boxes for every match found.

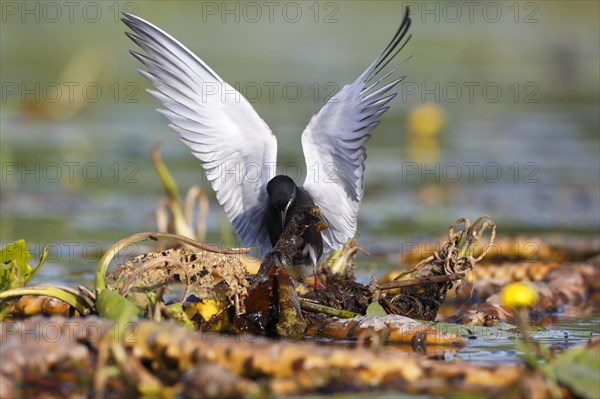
[281,194,294,231]
[280,210,286,231]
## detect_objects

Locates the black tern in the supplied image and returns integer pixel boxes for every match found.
[123,10,411,268]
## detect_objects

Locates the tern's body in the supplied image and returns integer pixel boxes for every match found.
[265,175,323,265]
[123,10,412,262]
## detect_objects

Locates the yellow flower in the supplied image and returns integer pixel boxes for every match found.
[500,282,538,309]
[407,103,445,138]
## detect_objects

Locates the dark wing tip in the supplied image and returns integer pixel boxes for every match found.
[121,12,137,26]
[365,7,413,83]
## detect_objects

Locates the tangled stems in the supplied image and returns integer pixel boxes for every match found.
[95,232,250,293]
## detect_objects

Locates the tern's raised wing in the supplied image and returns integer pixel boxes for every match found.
[123,13,277,251]
[301,10,411,252]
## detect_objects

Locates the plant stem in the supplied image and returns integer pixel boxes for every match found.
[380,273,464,290]
[299,299,360,318]
[0,286,91,314]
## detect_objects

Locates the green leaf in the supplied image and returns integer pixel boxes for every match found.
[550,344,600,399]
[96,289,142,324]
[164,302,194,329]
[0,240,42,290]
[366,302,387,317]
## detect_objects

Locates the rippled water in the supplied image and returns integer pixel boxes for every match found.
[454,315,600,364]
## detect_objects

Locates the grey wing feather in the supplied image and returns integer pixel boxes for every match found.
[301,10,412,252]
[123,13,277,253]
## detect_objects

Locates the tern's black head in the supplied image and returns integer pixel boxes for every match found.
[265,174,323,266]
[266,175,297,211]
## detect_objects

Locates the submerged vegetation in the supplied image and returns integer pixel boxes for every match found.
[1,152,598,398]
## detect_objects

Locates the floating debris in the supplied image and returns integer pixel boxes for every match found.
[4,315,592,398]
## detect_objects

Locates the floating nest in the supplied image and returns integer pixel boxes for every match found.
[1,208,598,398]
